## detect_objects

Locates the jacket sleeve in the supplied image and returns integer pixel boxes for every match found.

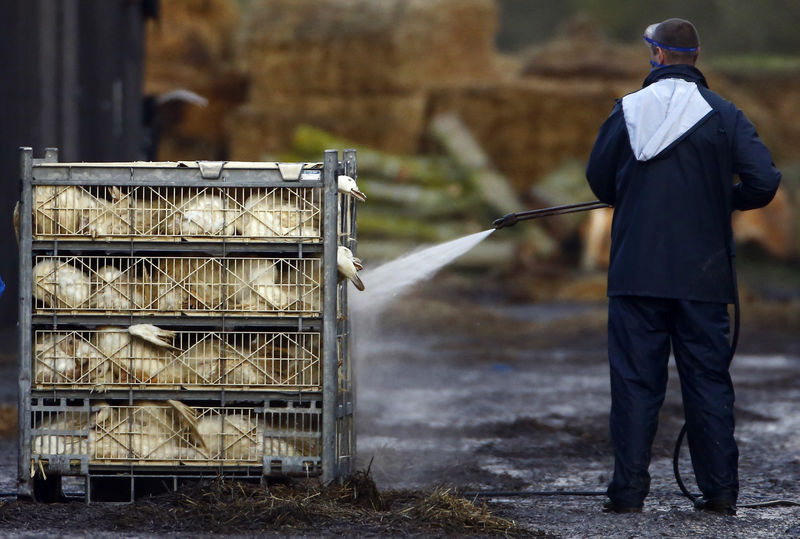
[731,109,781,210]
[586,102,627,205]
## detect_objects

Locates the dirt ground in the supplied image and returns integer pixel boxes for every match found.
[0,270,798,537]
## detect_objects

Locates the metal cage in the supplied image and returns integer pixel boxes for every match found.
[18,148,358,501]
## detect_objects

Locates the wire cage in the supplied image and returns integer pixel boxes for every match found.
[30,399,321,470]
[32,175,323,242]
[32,255,323,316]
[18,148,358,501]
[33,329,321,390]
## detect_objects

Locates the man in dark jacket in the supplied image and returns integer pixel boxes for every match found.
[586,18,781,515]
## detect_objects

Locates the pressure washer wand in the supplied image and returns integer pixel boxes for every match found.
[493,200,611,229]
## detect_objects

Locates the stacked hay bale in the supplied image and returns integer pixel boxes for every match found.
[143,0,243,160]
[227,0,500,159]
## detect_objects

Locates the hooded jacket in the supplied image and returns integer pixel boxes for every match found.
[586,64,781,303]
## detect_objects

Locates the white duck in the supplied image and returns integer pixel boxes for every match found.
[337,245,365,291]
[128,324,177,349]
[33,259,91,309]
[338,175,366,201]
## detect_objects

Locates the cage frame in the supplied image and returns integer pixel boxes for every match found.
[17,147,358,501]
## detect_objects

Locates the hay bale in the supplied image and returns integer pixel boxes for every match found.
[733,185,794,258]
[521,14,645,80]
[238,0,499,96]
[144,0,239,92]
[227,94,427,159]
[426,79,626,192]
[144,0,243,160]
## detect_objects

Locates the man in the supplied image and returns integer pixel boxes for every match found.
[586,18,781,515]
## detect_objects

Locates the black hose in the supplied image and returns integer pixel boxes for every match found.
[463,490,606,498]
[672,252,741,504]
[669,254,799,509]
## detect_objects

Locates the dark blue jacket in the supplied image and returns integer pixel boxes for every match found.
[586,64,781,303]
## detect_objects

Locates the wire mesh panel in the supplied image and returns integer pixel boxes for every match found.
[33,330,321,390]
[31,406,91,457]
[31,185,322,242]
[32,255,323,315]
[30,401,322,469]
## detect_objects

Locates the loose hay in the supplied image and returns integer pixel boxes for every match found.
[401,487,521,536]
[111,473,534,536]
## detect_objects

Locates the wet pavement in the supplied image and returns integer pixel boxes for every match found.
[353,275,800,537]
[0,272,798,537]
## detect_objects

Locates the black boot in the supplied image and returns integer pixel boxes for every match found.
[602,499,643,513]
[693,497,737,515]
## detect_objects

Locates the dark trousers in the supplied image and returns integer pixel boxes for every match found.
[607,296,738,507]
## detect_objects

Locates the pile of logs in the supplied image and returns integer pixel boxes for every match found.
[287,118,572,268]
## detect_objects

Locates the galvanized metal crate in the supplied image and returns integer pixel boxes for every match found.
[18,148,358,501]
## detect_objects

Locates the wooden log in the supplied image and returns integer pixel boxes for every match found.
[358,177,476,218]
[355,210,481,243]
[290,125,457,186]
[429,113,556,257]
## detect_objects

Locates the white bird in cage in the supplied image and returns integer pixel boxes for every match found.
[235,191,319,238]
[129,187,171,236]
[236,337,308,387]
[195,414,264,460]
[338,175,366,201]
[86,186,133,238]
[157,258,226,311]
[31,413,88,459]
[128,324,177,349]
[93,265,147,310]
[93,325,178,387]
[224,342,293,387]
[337,246,365,291]
[180,336,224,385]
[231,259,297,311]
[33,260,91,309]
[32,185,99,236]
[90,400,206,461]
[34,333,95,385]
[168,192,235,237]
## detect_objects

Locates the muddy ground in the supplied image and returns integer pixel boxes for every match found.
[0,270,798,537]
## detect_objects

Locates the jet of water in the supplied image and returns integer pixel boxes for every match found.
[350,229,495,316]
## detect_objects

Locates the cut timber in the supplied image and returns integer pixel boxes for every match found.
[290,125,457,186]
[429,113,556,257]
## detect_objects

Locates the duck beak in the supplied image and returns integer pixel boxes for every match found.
[352,257,364,271]
[350,188,367,202]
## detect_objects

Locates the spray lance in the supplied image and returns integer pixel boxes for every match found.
[492,200,611,229]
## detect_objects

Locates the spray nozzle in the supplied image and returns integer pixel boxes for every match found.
[492,213,519,229]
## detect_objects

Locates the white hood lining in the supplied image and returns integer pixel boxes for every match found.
[622,78,712,161]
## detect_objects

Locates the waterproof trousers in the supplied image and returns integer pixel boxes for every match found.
[606,296,738,507]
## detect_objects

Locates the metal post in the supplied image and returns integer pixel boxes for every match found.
[17,147,34,499]
[341,149,357,476]
[321,150,339,483]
